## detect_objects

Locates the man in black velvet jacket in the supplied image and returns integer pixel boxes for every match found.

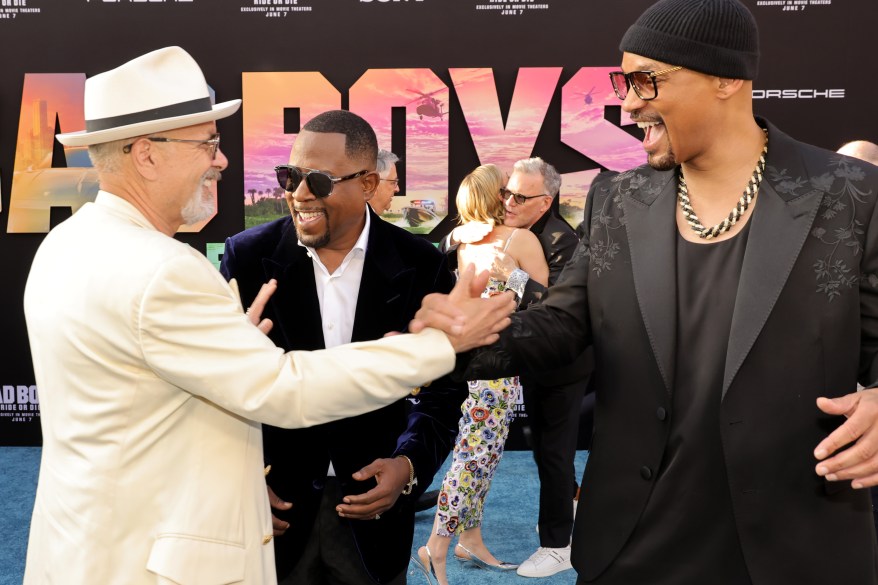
[221,110,465,585]
[416,1,878,583]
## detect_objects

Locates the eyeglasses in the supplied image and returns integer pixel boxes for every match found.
[608,66,683,101]
[274,165,370,198]
[380,178,400,186]
[501,187,549,205]
[122,133,221,159]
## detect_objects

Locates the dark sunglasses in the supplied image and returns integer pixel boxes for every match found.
[501,187,548,205]
[608,66,683,101]
[274,165,370,198]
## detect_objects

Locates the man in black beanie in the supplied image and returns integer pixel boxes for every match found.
[415,0,878,583]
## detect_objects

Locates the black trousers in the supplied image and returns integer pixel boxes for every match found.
[279,478,406,585]
[522,375,590,548]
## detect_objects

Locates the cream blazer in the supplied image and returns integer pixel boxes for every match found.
[22,191,454,585]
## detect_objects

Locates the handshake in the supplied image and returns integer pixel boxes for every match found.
[245,264,515,354]
[408,264,516,353]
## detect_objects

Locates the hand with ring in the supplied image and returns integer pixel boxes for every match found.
[335,457,409,520]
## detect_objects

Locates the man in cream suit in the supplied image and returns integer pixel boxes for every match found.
[22,46,512,585]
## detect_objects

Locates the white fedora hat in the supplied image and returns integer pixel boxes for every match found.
[56,46,241,147]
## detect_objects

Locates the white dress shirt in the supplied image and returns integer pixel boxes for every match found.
[301,208,370,475]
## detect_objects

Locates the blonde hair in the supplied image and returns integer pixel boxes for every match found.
[455,163,505,225]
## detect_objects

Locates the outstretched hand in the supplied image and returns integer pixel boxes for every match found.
[409,264,514,353]
[814,388,878,488]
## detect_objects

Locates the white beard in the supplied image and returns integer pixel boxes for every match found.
[181,172,219,225]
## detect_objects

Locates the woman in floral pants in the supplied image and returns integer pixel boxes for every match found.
[413,164,548,585]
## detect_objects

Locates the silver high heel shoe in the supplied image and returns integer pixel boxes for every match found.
[409,545,438,585]
[454,543,519,571]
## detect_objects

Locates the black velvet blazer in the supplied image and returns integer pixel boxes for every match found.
[221,208,465,583]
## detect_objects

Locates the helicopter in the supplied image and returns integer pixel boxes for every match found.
[405,87,449,120]
[579,86,598,105]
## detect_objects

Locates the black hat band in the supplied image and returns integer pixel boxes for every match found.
[85,97,213,133]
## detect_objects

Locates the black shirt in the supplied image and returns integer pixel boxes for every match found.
[597,222,753,585]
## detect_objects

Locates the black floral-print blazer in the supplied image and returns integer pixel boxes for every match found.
[464,118,878,584]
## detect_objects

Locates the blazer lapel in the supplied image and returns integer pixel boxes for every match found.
[351,212,413,341]
[623,171,678,394]
[261,223,325,351]
[722,121,824,398]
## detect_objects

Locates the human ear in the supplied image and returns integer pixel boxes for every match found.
[361,171,379,199]
[716,77,745,99]
[129,138,160,181]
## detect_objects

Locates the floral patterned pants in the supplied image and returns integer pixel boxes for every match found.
[435,376,520,536]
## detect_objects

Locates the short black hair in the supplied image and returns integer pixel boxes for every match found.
[301,110,378,169]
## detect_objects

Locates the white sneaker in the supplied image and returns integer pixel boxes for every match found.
[516,546,573,577]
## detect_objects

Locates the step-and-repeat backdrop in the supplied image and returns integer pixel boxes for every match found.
[0,0,873,446]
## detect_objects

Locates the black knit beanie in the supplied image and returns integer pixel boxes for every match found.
[620,0,760,80]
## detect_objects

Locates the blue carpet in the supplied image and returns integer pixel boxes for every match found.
[0,448,586,584]
[0,447,39,585]
[412,450,588,585]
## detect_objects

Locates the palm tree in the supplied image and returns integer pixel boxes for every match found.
[247,188,257,206]
[273,187,285,214]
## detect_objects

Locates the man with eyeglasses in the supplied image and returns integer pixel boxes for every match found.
[22,48,512,585]
[369,148,400,215]
[415,0,878,583]
[437,156,592,577]
[220,109,469,585]
[499,157,593,578]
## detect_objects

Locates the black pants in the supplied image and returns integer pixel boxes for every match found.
[279,478,406,585]
[522,375,590,548]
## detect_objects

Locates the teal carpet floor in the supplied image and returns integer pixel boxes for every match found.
[0,447,587,585]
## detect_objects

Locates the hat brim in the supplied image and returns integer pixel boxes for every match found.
[55,99,242,147]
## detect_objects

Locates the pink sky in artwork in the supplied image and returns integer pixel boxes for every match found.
[561,66,645,173]
[350,68,452,221]
[242,72,342,198]
[451,67,562,174]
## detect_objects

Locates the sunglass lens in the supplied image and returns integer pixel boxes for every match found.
[631,72,654,100]
[306,172,334,198]
[276,166,303,191]
[609,72,628,100]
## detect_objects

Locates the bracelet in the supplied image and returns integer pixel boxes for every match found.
[506,268,529,304]
[397,455,417,495]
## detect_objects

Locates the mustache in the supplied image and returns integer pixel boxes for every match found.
[203,169,222,182]
[630,112,664,125]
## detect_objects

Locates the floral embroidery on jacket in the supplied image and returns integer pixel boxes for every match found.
[579,172,631,276]
[782,156,876,300]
